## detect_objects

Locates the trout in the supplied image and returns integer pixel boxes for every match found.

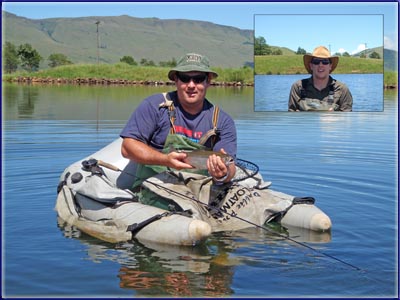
[175,149,234,170]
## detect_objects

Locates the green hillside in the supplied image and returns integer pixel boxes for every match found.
[352,46,383,58]
[2,11,253,69]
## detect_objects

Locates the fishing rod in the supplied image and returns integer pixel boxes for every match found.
[94,159,362,271]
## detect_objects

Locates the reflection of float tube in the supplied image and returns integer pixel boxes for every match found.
[283,225,332,243]
[280,204,332,232]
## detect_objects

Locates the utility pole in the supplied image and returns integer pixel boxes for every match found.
[365,43,368,58]
[95,20,100,64]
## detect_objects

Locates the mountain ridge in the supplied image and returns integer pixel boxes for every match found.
[3,11,397,71]
[2,11,253,68]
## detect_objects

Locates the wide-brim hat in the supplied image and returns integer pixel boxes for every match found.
[168,53,218,81]
[303,46,339,74]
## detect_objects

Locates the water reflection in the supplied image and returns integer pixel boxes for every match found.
[3,83,255,121]
[117,241,235,297]
[4,84,40,118]
[5,82,396,297]
[58,218,237,297]
[57,216,331,297]
[255,74,384,111]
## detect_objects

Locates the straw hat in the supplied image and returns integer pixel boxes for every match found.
[168,53,218,80]
[303,46,339,74]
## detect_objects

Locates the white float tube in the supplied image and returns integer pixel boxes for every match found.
[56,186,212,246]
[280,203,332,232]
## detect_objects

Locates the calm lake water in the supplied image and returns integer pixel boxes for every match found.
[255,74,384,111]
[2,83,398,298]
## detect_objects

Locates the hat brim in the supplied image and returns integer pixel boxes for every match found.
[303,54,339,74]
[168,66,218,81]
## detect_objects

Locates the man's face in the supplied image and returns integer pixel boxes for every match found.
[310,58,332,79]
[175,71,210,109]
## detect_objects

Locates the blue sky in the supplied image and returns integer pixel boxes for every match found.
[255,14,383,55]
[3,1,398,52]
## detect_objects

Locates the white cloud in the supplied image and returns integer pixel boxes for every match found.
[351,44,367,55]
[337,48,346,54]
[384,36,397,51]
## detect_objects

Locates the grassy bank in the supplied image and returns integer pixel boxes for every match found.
[384,71,398,88]
[3,59,396,88]
[2,63,254,85]
[255,55,396,88]
[255,55,384,75]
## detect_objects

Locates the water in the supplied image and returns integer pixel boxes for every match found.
[2,83,398,297]
[255,74,384,111]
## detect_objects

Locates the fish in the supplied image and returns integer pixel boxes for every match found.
[307,101,321,109]
[174,149,234,170]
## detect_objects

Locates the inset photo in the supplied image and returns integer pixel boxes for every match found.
[254,14,385,112]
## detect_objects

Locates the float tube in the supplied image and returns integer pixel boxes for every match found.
[55,138,331,246]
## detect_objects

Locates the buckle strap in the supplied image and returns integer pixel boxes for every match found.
[265,196,316,223]
[127,211,171,238]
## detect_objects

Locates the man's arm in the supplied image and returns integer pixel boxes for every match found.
[338,85,353,112]
[288,83,301,111]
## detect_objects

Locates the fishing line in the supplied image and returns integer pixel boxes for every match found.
[95,159,362,271]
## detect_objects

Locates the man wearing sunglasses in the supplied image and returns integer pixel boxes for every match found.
[120,53,236,195]
[288,46,353,111]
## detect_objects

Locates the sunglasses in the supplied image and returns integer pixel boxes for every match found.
[311,58,331,65]
[176,73,207,84]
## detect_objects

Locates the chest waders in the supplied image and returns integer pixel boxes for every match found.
[298,79,339,111]
[133,93,220,210]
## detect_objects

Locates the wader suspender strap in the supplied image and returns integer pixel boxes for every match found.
[160,92,220,147]
[160,92,176,134]
[328,82,335,103]
[300,78,335,101]
[300,79,308,99]
[168,104,176,134]
[199,105,220,147]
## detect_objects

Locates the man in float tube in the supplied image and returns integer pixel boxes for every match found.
[288,46,353,111]
[120,53,237,207]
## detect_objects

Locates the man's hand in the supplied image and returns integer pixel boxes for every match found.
[166,151,193,170]
[207,148,235,182]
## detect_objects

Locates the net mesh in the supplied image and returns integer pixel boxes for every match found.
[233,158,260,182]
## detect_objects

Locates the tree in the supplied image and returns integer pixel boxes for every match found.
[369,51,381,59]
[296,47,306,55]
[48,53,72,68]
[255,36,266,55]
[120,55,137,66]
[342,52,350,57]
[159,57,177,67]
[140,58,148,66]
[255,36,271,55]
[3,42,19,73]
[17,43,42,71]
[140,58,156,66]
[272,49,282,55]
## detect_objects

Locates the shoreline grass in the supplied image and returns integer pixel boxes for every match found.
[2,60,397,88]
[2,63,255,85]
[255,55,384,75]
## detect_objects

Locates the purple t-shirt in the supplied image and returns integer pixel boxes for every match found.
[120,91,237,157]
